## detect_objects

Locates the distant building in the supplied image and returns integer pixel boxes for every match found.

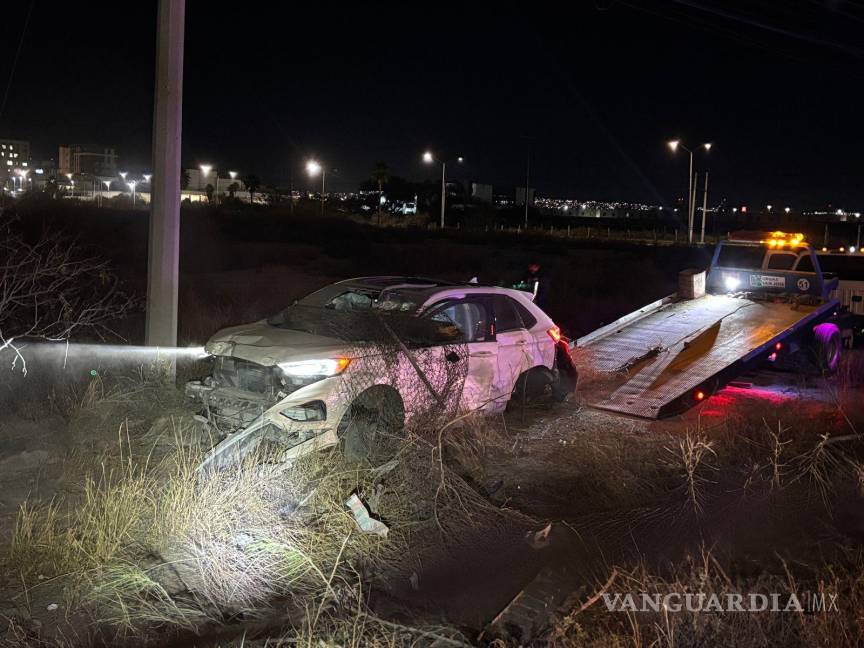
[59,145,118,176]
[0,138,31,177]
[185,168,245,194]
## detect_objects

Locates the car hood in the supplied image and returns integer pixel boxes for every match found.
[205,320,348,366]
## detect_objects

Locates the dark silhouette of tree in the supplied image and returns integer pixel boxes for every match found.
[371,161,389,223]
[242,174,261,204]
[181,168,191,190]
[205,184,214,203]
[227,182,240,198]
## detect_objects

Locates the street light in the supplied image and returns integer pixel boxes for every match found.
[784,206,791,214]
[17,169,30,193]
[767,204,773,212]
[128,180,137,208]
[100,180,111,207]
[306,160,325,216]
[667,140,711,243]
[199,164,217,203]
[143,174,152,184]
[423,150,463,229]
[119,171,128,181]
[229,170,237,180]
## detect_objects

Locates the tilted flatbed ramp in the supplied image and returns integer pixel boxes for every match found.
[577,293,833,418]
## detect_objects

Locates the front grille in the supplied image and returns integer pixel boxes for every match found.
[214,356,280,394]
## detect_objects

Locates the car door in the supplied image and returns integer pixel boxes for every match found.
[423,297,497,412]
[490,294,534,406]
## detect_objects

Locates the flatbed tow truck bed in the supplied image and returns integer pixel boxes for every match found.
[573,231,844,419]
[576,292,836,418]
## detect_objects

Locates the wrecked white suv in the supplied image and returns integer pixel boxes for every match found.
[188,277,577,468]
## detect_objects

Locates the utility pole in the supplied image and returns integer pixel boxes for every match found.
[700,172,709,244]
[145,0,185,349]
[439,161,446,229]
[689,171,698,244]
[523,144,531,230]
[687,151,694,243]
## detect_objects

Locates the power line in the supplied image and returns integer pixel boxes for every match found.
[0,0,35,124]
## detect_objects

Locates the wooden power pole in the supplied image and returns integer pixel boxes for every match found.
[146,0,185,349]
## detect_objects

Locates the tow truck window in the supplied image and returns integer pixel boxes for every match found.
[425,300,489,342]
[715,245,765,270]
[767,252,797,270]
[796,255,815,273]
[492,295,524,333]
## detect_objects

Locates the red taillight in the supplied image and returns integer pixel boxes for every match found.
[547,326,562,343]
[775,342,783,351]
[695,390,706,401]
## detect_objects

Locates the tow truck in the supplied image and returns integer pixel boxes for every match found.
[576,231,843,418]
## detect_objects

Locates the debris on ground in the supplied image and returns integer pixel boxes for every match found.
[481,566,572,645]
[527,522,553,549]
[345,493,389,537]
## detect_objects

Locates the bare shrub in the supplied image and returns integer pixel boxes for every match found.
[666,429,717,515]
[0,218,136,373]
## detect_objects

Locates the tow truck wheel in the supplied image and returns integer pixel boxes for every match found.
[810,323,842,375]
[338,386,405,463]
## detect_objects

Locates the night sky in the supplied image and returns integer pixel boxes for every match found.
[2,1,863,208]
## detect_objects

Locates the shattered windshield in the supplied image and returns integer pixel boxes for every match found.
[290,285,421,313]
[267,304,461,346]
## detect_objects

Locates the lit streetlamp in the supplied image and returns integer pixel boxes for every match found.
[667,140,711,243]
[101,180,112,207]
[143,174,152,184]
[128,180,137,208]
[199,164,217,204]
[423,151,464,229]
[229,170,237,180]
[119,171,128,181]
[306,160,325,216]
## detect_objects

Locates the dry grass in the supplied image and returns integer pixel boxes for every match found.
[547,547,864,648]
[0,375,524,647]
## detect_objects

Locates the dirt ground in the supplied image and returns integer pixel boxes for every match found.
[0,341,861,645]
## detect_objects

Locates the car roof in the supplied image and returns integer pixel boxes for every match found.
[296,277,553,326]
[335,276,466,290]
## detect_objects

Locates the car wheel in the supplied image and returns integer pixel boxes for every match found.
[508,367,556,411]
[337,386,405,463]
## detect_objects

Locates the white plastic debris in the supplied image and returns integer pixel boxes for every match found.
[528,523,552,549]
[345,493,389,538]
[46,603,58,611]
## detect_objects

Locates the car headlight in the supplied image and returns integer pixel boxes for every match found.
[277,358,351,378]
